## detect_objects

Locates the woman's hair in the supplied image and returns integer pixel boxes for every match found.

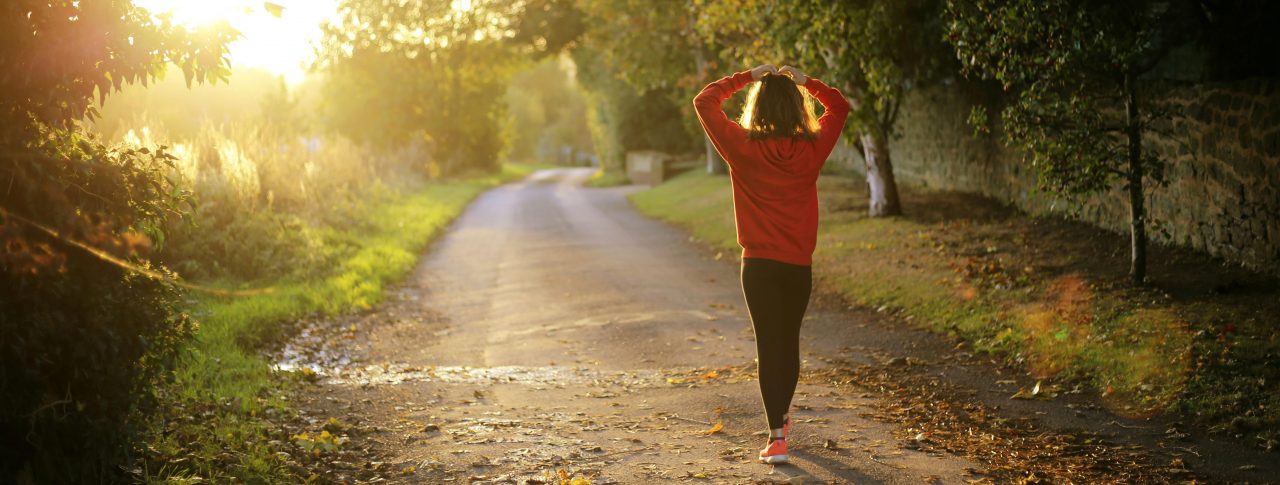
[738,72,820,140]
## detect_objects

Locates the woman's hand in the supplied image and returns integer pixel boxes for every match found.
[750,64,778,81]
[779,66,807,85]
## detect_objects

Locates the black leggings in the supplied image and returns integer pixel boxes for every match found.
[740,257,812,430]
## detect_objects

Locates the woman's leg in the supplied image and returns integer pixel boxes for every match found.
[741,258,812,431]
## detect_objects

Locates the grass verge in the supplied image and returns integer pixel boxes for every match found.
[629,170,1279,451]
[583,168,631,188]
[138,164,540,483]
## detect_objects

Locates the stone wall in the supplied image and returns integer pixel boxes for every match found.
[864,78,1279,273]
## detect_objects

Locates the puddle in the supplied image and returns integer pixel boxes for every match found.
[320,364,666,387]
[273,313,366,374]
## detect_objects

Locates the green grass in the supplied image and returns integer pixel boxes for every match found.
[583,168,632,188]
[141,164,540,483]
[631,170,1279,450]
[627,171,736,247]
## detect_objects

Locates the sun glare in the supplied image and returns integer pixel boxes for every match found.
[133,0,339,86]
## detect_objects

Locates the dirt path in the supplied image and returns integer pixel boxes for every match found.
[285,168,1275,484]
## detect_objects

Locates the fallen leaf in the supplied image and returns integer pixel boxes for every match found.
[703,422,724,435]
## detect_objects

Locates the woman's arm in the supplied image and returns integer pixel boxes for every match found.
[693,65,775,167]
[802,76,851,162]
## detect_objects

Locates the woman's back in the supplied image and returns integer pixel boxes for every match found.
[692,68,850,266]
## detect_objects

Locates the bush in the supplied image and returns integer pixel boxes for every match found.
[0,129,197,482]
[0,256,194,482]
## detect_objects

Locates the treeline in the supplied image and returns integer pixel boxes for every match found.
[361,0,1275,283]
[3,0,1277,481]
[521,0,1277,286]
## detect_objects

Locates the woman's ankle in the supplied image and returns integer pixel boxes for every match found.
[768,427,785,440]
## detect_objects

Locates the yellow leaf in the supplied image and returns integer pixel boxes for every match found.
[701,371,719,379]
[703,422,724,435]
[570,479,591,485]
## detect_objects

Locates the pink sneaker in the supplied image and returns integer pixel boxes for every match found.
[758,439,789,464]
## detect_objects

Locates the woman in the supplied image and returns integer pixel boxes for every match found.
[693,64,849,464]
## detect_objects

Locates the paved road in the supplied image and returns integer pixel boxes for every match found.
[298,168,981,484]
[291,168,1276,484]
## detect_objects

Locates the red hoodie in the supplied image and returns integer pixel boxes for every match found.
[693,71,850,266]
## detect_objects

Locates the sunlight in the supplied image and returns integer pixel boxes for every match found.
[133,0,338,85]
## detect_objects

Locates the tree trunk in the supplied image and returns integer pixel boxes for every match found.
[705,135,727,174]
[692,46,727,175]
[860,131,903,217]
[1123,73,1147,285]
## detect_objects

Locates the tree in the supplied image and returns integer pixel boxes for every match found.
[1,1,232,480]
[317,0,521,176]
[697,0,955,217]
[570,44,698,174]
[574,0,725,174]
[946,0,1198,284]
[503,57,594,165]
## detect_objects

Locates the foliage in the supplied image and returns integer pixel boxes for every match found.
[0,1,234,481]
[695,0,954,215]
[569,44,700,175]
[945,0,1196,282]
[107,119,385,282]
[1,258,197,482]
[948,0,1155,194]
[507,0,586,58]
[317,0,521,176]
[697,0,951,141]
[576,0,706,93]
[568,0,707,173]
[503,57,594,165]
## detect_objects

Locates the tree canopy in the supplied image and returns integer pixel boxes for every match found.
[946,0,1199,282]
[696,0,955,216]
[317,0,522,175]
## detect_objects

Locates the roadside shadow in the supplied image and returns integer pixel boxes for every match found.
[768,450,885,484]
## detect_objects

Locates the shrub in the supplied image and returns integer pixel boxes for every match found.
[0,129,199,482]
